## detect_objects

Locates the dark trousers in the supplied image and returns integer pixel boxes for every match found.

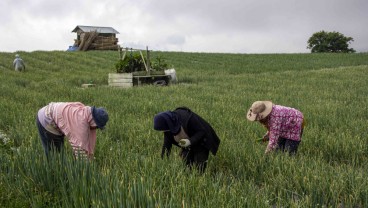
[276,125,304,155]
[36,116,65,157]
[180,145,209,173]
[276,138,301,155]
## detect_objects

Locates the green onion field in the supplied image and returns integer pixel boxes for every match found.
[0,51,367,207]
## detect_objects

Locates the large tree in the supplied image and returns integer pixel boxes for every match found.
[307,31,355,53]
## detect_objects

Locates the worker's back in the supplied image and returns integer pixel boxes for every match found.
[13,54,25,72]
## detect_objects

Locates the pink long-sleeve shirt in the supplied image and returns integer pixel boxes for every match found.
[262,105,304,151]
[38,102,97,157]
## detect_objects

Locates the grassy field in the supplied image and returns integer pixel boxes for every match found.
[0,50,368,207]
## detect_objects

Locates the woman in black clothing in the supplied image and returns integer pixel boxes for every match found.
[153,107,220,173]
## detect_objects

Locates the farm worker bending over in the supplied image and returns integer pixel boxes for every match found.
[246,101,304,155]
[36,102,109,160]
[153,107,220,173]
[13,54,25,72]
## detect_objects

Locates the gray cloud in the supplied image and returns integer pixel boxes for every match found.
[1,0,367,53]
[166,34,186,45]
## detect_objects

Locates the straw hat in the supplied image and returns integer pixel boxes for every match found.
[246,101,273,121]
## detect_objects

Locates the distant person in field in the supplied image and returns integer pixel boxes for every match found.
[246,101,305,155]
[36,102,109,160]
[13,54,25,72]
[153,107,220,173]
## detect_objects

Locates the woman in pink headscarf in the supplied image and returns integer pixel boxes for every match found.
[247,101,305,155]
[36,102,108,160]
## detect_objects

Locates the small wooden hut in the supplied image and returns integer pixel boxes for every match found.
[72,25,120,51]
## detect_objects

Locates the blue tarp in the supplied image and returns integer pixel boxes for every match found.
[67,46,78,51]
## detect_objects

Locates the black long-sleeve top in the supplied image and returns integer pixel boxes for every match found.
[161,107,220,158]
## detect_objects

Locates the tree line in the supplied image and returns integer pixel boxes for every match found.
[307,30,355,53]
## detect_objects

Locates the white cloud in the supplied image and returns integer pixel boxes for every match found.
[1,0,367,53]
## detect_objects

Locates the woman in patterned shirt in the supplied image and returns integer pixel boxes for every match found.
[246,101,305,155]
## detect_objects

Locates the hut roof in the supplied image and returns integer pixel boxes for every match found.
[72,25,119,34]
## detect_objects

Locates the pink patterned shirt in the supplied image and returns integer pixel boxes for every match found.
[263,105,304,150]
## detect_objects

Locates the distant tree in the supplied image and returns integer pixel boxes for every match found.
[307,31,355,53]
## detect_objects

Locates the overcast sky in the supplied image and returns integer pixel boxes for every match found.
[1,0,367,53]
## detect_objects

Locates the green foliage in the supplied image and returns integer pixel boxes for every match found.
[151,55,169,71]
[115,54,171,73]
[114,59,129,73]
[307,30,356,53]
[115,53,145,73]
[0,51,368,207]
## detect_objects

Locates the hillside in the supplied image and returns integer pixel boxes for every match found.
[1,51,368,207]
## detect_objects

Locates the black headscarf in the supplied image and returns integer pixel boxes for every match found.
[153,111,181,135]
